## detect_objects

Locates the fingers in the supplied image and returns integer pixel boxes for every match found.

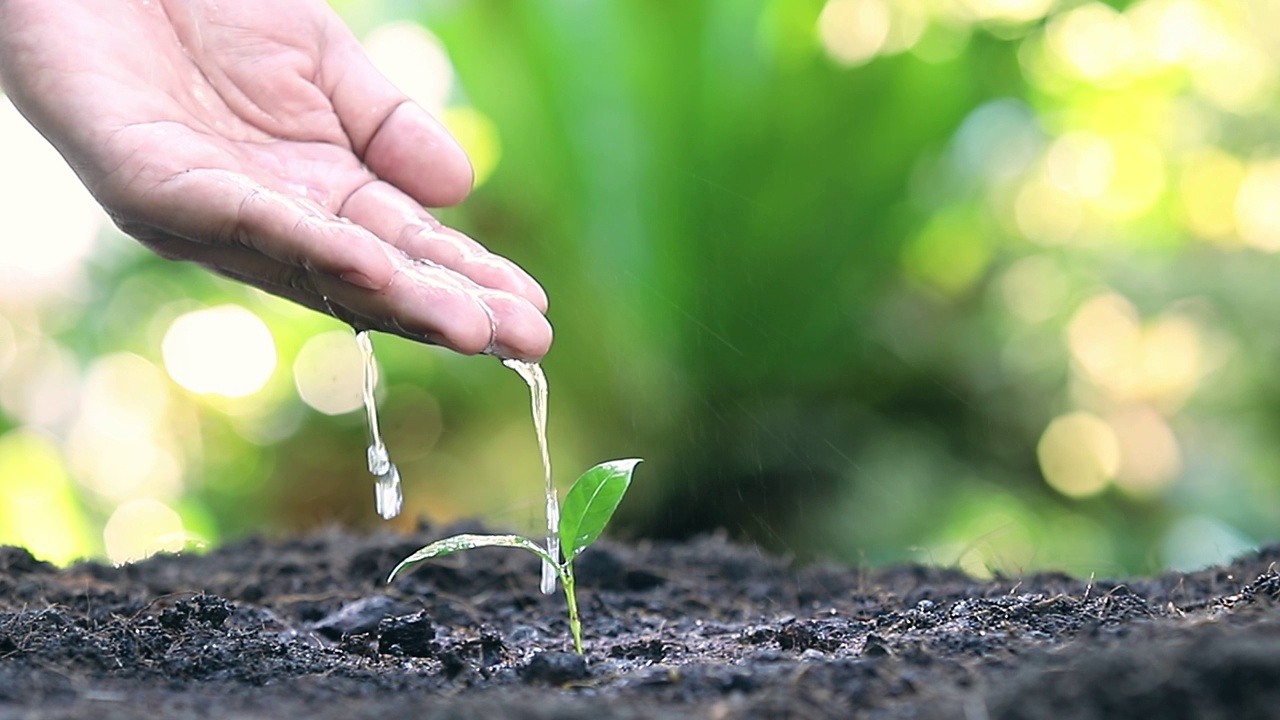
[123,167,550,359]
[321,28,472,207]
[148,232,553,360]
[341,180,549,313]
[323,251,553,360]
[122,168,396,292]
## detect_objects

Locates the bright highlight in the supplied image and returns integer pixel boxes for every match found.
[103,498,186,565]
[817,0,892,67]
[1235,160,1280,252]
[162,305,277,398]
[0,428,94,564]
[363,22,454,115]
[0,97,101,304]
[293,331,366,416]
[1037,411,1120,498]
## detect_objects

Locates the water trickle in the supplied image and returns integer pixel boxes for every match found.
[502,358,559,595]
[357,330,402,520]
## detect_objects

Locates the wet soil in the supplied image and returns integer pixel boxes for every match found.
[2,524,1278,719]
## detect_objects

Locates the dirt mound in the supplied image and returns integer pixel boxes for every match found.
[1,528,1277,719]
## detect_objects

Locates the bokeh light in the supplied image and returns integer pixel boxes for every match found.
[1037,411,1120,498]
[1191,43,1273,113]
[952,100,1043,183]
[1066,294,1205,406]
[0,335,81,431]
[1046,3,1136,83]
[67,353,185,502]
[1128,0,1227,67]
[1067,292,1142,394]
[0,96,103,306]
[817,0,892,67]
[4,0,1280,577]
[960,0,1056,25]
[361,22,499,187]
[363,22,454,115]
[442,106,502,189]
[80,353,170,440]
[1090,134,1165,219]
[1179,147,1244,242]
[293,330,365,416]
[0,428,94,564]
[1015,173,1084,245]
[1134,314,1202,408]
[1000,255,1069,324]
[1107,404,1181,496]
[161,305,277,398]
[902,208,990,296]
[1235,159,1280,252]
[103,498,186,565]
[1047,131,1115,200]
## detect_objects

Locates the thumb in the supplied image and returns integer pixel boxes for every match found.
[321,22,473,207]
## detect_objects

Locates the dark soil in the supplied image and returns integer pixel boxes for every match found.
[2,524,1279,719]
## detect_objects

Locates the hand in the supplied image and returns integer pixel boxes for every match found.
[0,0,551,359]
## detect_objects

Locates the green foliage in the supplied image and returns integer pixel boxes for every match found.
[389,459,641,654]
[559,459,638,561]
[7,0,1280,577]
[388,534,555,581]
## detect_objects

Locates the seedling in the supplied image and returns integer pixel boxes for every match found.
[388,458,641,655]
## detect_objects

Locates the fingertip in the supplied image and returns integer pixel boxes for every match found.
[526,278,550,315]
[419,227,550,311]
[339,271,382,291]
[338,230,398,291]
[405,284,495,356]
[482,291,554,361]
[436,146,475,207]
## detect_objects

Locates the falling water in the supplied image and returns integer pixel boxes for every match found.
[502,358,559,594]
[344,252,553,588]
[357,330,402,520]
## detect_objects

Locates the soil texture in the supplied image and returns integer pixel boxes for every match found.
[2,524,1279,719]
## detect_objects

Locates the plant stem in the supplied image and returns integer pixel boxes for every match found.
[561,564,583,655]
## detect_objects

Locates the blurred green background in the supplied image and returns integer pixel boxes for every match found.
[2,0,1278,577]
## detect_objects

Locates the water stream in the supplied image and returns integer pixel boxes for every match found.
[349,266,555,592]
[502,358,559,595]
[356,330,402,520]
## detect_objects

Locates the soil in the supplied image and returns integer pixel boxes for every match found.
[2,523,1279,719]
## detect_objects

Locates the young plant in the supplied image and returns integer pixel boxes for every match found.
[387,458,641,655]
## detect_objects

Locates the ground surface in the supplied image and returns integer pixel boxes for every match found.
[1,525,1278,719]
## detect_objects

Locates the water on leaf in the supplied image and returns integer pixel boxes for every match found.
[357,330,402,520]
[502,358,559,594]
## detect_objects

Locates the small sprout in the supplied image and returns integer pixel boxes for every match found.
[388,459,641,655]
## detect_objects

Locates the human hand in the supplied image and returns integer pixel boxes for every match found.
[0,0,551,359]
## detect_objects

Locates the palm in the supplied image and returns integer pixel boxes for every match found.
[0,0,550,359]
[100,3,381,214]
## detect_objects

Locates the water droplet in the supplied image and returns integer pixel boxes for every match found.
[374,463,403,520]
[367,442,391,476]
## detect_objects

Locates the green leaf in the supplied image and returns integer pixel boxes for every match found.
[559,458,641,561]
[387,533,554,583]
